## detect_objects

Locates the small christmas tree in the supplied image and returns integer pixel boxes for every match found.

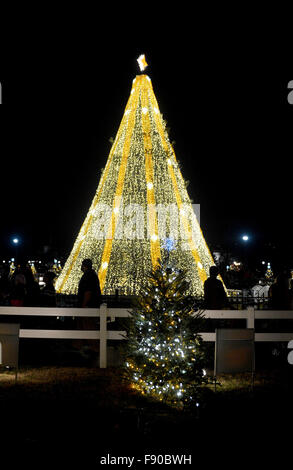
[9,261,16,279]
[30,262,38,280]
[265,262,274,284]
[124,259,208,408]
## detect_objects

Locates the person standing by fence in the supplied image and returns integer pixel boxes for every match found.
[204,266,228,309]
[268,272,291,310]
[75,259,102,360]
[204,266,229,330]
[78,259,101,308]
[10,273,26,307]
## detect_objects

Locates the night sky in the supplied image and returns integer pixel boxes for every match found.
[1,22,292,270]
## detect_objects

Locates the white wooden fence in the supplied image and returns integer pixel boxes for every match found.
[0,305,293,368]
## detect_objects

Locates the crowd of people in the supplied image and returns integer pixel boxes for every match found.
[0,264,57,307]
[204,266,293,310]
[268,272,293,310]
[0,257,103,309]
[0,260,293,311]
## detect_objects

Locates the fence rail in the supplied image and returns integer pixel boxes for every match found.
[0,305,293,368]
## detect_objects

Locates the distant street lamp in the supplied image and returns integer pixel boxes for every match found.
[11,236,20,263]
[242,235,249,242]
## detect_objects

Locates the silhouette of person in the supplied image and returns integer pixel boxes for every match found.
[76,259,102,359]
[269,272,291,310]
[10,273,26,306]
[23,266,40,306]
[78,259,101,308]
[204,266,228,309]
[41,271,56,307]
[0,265,11,306]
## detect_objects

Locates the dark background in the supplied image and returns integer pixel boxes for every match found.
[0,16,292,272]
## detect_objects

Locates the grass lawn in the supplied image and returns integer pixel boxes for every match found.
[0,365,292,467]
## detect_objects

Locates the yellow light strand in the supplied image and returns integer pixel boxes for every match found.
[150,93,207,284]
[98,83,140,292]
[56,80,139,293]
[168,164,207,284]
[167,141,220,283]
[139,75,161,268]
[163,125,226,289]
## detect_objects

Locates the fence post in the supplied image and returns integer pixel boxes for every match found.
[246,306,255,329]
[99,303,107,368]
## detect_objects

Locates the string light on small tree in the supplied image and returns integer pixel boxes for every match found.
[124,259,208,408]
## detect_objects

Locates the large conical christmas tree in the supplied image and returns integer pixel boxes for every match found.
[56,56,217,296]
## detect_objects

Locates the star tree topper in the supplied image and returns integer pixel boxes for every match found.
[137,54,148,72]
